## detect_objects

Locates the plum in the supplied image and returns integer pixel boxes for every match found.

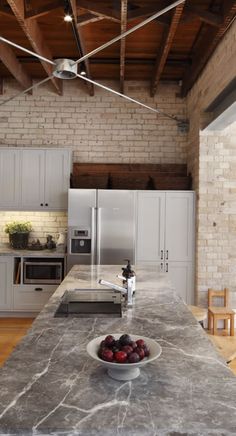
[114,351,127,363]
[136,347,145,360]
[136,339,146,348]
[100,348,114,362]
[104,335,115,347]
[119,334,133,346]
[121,345,133,355]
[128,352,140,363]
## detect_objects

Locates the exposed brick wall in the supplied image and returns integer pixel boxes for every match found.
[0,80,187,164]
[187,19,236,306]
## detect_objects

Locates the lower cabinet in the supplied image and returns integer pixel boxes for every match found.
[13,285,56,311]
[0,257,13,310]
[164,261,193,304]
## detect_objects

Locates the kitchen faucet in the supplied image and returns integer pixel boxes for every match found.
[98,275,135,307]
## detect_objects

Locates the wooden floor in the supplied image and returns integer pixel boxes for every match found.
[0,318,236,375]
[0,318,34,367]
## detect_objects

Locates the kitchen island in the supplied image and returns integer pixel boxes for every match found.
[0,265,236,435]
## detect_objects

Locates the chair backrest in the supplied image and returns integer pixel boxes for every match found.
[208,288,229,307]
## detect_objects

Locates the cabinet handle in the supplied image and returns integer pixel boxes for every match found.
[34,287,43,292]
[166,250,169,260]
[160,262,163,271]
[45,203,48,207]
[40,203,43,207]
[160,250,163,260]
[166,263,168,273]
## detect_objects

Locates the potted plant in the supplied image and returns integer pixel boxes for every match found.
[5,221,32,249]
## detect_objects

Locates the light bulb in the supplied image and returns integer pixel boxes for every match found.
[80,70,86,76]
[64,13,73,22]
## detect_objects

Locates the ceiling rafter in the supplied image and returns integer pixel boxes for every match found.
[150,2,185,97]
[184,4,223,27]
[24,0,63,19]
[0,39,32,89]
[181,0,236,97]
[77,12,103,26]
[120,0,127,94]
[6,0,62,95]
[69,0,94,96]
[78,0,120,23]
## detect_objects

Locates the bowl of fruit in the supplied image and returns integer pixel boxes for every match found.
[86,333,162,381]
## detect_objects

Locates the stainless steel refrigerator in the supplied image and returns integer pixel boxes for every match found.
[67,189,135,271]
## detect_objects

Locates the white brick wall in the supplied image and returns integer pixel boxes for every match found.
[187,19,236,306]
[0,80,187,164]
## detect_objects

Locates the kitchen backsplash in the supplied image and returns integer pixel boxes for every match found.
[0,211,68,245]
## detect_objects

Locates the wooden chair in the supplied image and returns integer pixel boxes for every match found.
[208,288,235,336]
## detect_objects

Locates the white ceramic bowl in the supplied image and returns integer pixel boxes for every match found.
[86,334,162,381]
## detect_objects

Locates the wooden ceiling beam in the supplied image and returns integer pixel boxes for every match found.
[150,2,185,97]
[0,39,32,89]
[24,0,63,19]
[6,0,62,95]
[120,0,127,93]
[181,1,236,97]
[77,12,103,26]
[184,4,223,27]
[70,0,94,96]
[78,0,120,23]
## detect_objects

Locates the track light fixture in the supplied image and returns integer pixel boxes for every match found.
[64,0,73,22]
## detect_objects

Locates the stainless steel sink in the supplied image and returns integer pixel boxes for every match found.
[54,289,123,318]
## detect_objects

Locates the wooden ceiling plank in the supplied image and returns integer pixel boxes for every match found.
[6,0,62,95]
[181,1,236,97]
[150,3,185,97]
[127,5,170,25]
[77,12,104,26]
[70,0,94,96]
[120,0,127,93]
[0,40,32,89]
[24,0,63,19]
[78,0,120,22]
[184,4,223,27]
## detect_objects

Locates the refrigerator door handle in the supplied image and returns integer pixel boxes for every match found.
[96,207,101,265]
[91,207,96,265]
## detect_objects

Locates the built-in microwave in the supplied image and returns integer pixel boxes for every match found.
[23,258,64,284]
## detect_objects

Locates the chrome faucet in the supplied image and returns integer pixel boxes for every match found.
[98,276,135,307]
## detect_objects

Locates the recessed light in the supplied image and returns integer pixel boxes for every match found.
[80,70,86,76]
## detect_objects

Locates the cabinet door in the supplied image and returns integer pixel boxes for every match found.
[0,149,20,209]
[44,150,70,210]
[166,261,193,304]
[0,257,13,310]
[136,191,165,263]
[21,150,45,209]
[13,285,56,311]
[165,192,194,262]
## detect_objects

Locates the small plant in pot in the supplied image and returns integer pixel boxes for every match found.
[5,221,32,249]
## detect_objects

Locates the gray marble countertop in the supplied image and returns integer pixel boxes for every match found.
[0,243,65,256]
[0,265,235,436]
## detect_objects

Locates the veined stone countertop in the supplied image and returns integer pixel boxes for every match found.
[0,265,235,436]
[0,243,65,256]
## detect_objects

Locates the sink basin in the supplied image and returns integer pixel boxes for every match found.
[54,289,123,318]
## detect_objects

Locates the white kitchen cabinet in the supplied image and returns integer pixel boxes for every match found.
[0,148,71,211]
[13,284,56,311]
[136,191,195,303]
[0,257,13,310]
[21,148,71,210]
[0,149,21,209]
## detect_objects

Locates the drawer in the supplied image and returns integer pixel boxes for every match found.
[13,285,56,311]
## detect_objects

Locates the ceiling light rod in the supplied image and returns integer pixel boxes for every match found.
[0,36,55,65]
[74,0,185,66]
[77,73,180,122]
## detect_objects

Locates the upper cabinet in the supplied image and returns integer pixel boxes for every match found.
[0,149,21,209]
[0,148,71,211]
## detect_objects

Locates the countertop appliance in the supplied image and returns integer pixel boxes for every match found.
[23,257,64,284]
[67,189,135,272]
